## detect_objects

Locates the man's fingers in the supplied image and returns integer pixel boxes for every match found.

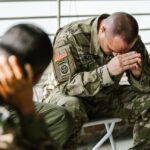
[24,64,33,82]
[122,57,141,66]
[120,51,136,58]
[121,52,141,61]
[137,59,142,66]
[0,56,15,82]
[0,82,10,100]
[122,63,139,71]
[8,56,23,80]
[0,56,17,97]
[119,51,141,70]
[0,84,7,99]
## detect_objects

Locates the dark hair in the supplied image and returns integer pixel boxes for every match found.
[105,12,139,44]
[0,24,53,74]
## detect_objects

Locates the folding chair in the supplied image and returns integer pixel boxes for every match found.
[83,118,122,150]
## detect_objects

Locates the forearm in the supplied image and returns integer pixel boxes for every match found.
[127,37,150,93]
[127,53,150,93]
[127,69,150,93]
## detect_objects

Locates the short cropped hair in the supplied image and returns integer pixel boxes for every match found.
[0,24,53,74]
[105,12,139,44]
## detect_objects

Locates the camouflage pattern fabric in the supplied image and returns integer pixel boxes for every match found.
[0,102,73,150]
[43,14,150,150]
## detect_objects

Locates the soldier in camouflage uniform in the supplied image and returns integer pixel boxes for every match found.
[43,12,150,150]
[0,24,73,150]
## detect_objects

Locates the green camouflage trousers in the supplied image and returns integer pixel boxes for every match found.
[34,102,74,146]
[43,85,150,150]
[7,102,74,150]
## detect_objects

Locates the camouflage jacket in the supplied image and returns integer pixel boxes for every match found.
[45,14,150,97]
[0,106,59,150]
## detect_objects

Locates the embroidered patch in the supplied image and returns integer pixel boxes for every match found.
[79,54,93,64]
[59,62,70,76]
[54,49,67,62]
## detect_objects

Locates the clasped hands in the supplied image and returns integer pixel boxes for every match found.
[107,51,142,78]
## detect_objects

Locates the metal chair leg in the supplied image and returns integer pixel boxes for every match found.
[92,122,115,150]
[105,123,117,150]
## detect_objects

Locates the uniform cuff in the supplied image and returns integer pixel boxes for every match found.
[128,73,143,89]
[97,65,114,86]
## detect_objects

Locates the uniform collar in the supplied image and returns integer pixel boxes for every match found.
[90,14,110,56]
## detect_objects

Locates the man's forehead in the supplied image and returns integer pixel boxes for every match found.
[110,36,135,53]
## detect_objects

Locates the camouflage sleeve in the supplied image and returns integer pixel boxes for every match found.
[17,113,59,150]
[64,65,114,96]
[127,37,150,93]
[53,44,114,97]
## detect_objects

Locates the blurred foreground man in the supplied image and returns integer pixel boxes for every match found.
[43,12,150,150]
[0,24,73,150]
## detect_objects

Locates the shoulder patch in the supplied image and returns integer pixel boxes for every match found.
[53,49,67,62]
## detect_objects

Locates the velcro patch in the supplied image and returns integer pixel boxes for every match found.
[59,62,70,76]
[53,49,67,62]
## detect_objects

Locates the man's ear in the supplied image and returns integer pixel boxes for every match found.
[99,25,106,33]
[33,72,43,84]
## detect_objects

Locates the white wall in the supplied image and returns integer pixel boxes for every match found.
[0,0,150,52]
[2,0,148,101]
